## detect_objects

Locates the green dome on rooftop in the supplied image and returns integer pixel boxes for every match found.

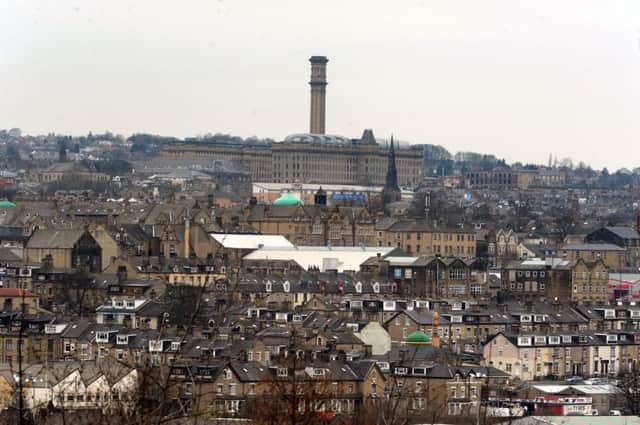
[406,331,432,345]
[0,200,16,208]
[273,192,303,206]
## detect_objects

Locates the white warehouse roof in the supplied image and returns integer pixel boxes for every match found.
[243,246,397,272]
[211,234,294,250]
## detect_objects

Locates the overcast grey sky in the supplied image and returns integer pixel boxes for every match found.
[1,0,639,169]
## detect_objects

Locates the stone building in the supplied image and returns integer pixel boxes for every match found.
[163,131,424,187]
[375,219,476,257]
[25,229,102,272]
[586,226,640,267]
[571,258,609,304]
[484,331,640,381]
[40,161,110,184]
[559,243,625,269]
[243,201,376,247]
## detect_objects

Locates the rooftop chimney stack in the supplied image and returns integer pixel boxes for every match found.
[309,56,328,134]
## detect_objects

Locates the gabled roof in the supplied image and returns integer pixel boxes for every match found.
[603,226,640,240]
[26,229,87,249]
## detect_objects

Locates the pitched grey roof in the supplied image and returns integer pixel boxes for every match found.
[561,243,624,251]
[26,229,86,249]
[605,226,640,240]
[0,247,22,263]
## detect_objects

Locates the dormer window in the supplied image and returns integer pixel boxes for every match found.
[116,335,128,345]
[265,281,272,292]
[518,336,531,346]
[96,332,109,343]
[277,368,288,377]
[223,369,232,380]
[395,367,408,375]
[355,282,363,293]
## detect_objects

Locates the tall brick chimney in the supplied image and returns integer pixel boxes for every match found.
[309,56,328,134]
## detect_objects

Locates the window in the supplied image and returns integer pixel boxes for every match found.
[216,384,223,394]
[312,222,323,235]
[116,335,128,345]
[185,383,193,395]
[229,384,236,396]
[249,383,255,395]
[518,337,531,346]
[96,332,109,343]
[223,369,232,380]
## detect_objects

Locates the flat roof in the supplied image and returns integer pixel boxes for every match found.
[243,246,396,272]
[211,234,294,250]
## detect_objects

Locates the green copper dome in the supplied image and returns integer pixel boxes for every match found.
[406,331,432,345]
[0,200,16,208]
[273,192,303,206]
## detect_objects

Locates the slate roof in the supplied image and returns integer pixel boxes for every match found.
[26,229,86,249]
[0,226,26,241]
[0,247,22,263]
[561,243,625,251]
[604,226,640,240]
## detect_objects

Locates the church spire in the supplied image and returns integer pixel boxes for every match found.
[383,135,401,203]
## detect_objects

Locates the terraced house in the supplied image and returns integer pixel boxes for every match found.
[484,331,640,381]
[375,219,476,257]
